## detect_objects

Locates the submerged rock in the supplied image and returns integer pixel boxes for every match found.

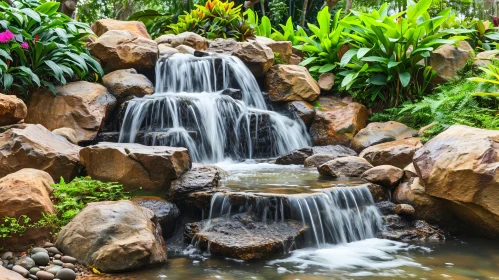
[351,121,418,153]
[185,213,307,260]
[167,163,223,201]
[381,215,445,242]
[360,138,422,168]
[318,156,373,178]
[55,201,167,272]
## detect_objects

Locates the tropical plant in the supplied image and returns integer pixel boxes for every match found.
[295,7,350,74]
[168,0,254,41]
[268,0,288,26]
[468,62,499,97]
[0,0,103,98]
[128,10,172,39]
[245,8,272,37]
[270,16,307,45]
[338,0,467,108]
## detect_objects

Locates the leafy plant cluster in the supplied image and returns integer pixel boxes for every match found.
[0,0,103,98]
[0,177,130,239]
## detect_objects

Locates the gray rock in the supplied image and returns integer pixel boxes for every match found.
[46,265,62,275]
[55,268,77,280]
[167,163,224,201]
[29,267,41,274]
[1,251,13,260]
[43,243,54,248]
[275,147,312,165]
[220,88,243,100]
[304,154,335,168]
[12,265,29,277]
[31,248,49,255]
[54,254,60,260]
[51,260,63,266]
[131,197,180,237]
[32,252,50,266]
[312,145,357,157]
[16,257,36,270]
[28,274,38,280]
[318,156,374,178]
[61,263,74,270]
[46,247,61,255]
[36,270,55,280]
[59,256,76,264]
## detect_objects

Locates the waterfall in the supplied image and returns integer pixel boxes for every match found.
[119,53,310,163]
[205,186,383,248]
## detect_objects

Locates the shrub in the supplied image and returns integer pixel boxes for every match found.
[168,0,255,41]
[0,0,103,98]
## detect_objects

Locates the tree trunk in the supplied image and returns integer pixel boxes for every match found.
[301,0,309,26]
[345,0,352,13]
[58,0,78,18]
[325,0,340,9]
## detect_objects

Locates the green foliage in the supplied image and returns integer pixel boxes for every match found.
[0,0,103,98]
[168,0,254,41]
[443,14,499,51]
[128,10,172,39]
[268,0,288,26]
[245,8,272,37]
[468,62,499,97]
[270,16,307,45]
[0,216,30,238]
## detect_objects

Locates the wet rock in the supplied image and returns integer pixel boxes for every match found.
[12,265,29,277]
[360,138,422,168]
[318,73,334,91]
[318,156,373,178]
[304,154,335,167]
[382,216,445,242]
[54,268,76,280]
[0,93,27,126]
[0,169,55,251]
[156,32,208,50]
[403,163,418,180]
[16,257,35,270]
[430,41,473,84]
[92,19,151,39]
[131,196,180,237]
[185,214,307,260]
[221,88,243,100]
[103,69,154,103]
[312,145,357,157]
[275,147,312,165]
[87,30,158,73]
[351,121,418,153]
[31,252,50,266]
[25,81,117,143]
[233,41,274,78]
[167,163,223,201]
[394,204,416,217]
[376,201,397,215]
[265,65,320,102]
[80,142,191,191]
[310,103,369,146]
[361,165,403,189]
[55,201,167,272]
[51,128,78,145]
[287,101,315,126]
[36,270,55,280]
[413,125,499,237]
[158,45,179,57]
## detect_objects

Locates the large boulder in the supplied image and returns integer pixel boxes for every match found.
[430,41,473,84]
[318,156,373,178]
[255,36,292,63]
[87,30,158,73]
[351,121,418,152]
[55,201,167,272]
[131,196,180,237]
[102,69,154,103]
[80,143,191,191]
[167,163,223,201]
[155,32,208,50]
[360,138,422,168]
[287,101,316,126]
[310,103,369,146]
[233,41,274,78]
[0,93,27,126]
[25,82,116,143]
[0,124,81,181]
[413,125,499,237]
[206,38,242,54]
[0,169,55,251]
[92,19,152,39]
[265,65,320,102]
[361,165,403,189]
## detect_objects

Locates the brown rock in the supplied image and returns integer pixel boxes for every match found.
[156,32,208,50]
[352,121,418,152]
[55,201,167,272]
[310,103,369,146]
[158,45,179,57]
[0,169,55,251]
[25,81,116,143]
[413,125,499,237]
[289,54,303,65]
[304,154,335,167]
[0,124,81,181]
[176,44,195,54]
[361,165,403,188]
[394,204,416,216]
[318,156,373,178]
[430,41,473,84]
[233,41,274,78]
[103,69,154,103]
[87,30,158,73]
[275,147,312,165]
[403,163,418,179]
[360,138,422,168]
[314,96,345,111]
[0,93,27,126]
[265,64,320,102]
[92,19,152,39]
[318,73,335,91]
[255,36,292,63]
[287,101,316,126]
[206,38,242,54]
[167,163,223,201]
[131,196,180,236]
[80,142,191,191]
[52,128,78,145]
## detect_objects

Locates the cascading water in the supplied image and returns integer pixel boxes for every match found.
[119,53,310,163]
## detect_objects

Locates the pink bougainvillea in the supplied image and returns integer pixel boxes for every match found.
[20,42,29,49]
[0,30,15,43]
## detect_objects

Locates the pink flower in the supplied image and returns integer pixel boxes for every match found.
[0,30,15,43]
[20,42,29,49]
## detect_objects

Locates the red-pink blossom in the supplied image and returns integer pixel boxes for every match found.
[0,30,15,43]
[20,42,29,49]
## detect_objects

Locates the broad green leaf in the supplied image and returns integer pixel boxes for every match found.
[319,64,336,73]
[357,48,370,59]
[299,57,318,67]
[340,49,358,67]
[399,72,411,87]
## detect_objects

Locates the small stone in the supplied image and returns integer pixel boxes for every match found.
[1,252,13,260]
[55,268,77,280]
[54,254,61,260]
[29,274,38,280]
[46,265,62,275]
[60,256,76,264]
[394,204,416,217]
[30,267,41,274]
[61,263,74,270]
[52,260,63,266]
[13,265,29,277]
[16,257,36,270]
[32,252,50,266]
[31,247,49,255]
[37,270,55,280]
[46,247,61,255]
[43,243,55,248]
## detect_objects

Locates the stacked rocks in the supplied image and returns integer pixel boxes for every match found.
[1,243,78,280]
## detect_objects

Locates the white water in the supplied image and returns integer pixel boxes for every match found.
[119,53,310,163]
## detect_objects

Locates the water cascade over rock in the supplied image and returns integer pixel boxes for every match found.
[119,53,310,162]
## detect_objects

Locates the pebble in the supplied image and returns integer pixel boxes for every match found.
[36,270,55,280]
[46,247,61,255]
[43,243,55,248]
[29,267,41,274]
[32,252,50,266]
[61,263,74,270]
[28,274,38,280]
[7,263,14,270]
[16,257,36,270]
[46,265,62,275]
[52,260,64,266]
[60,256,76,264]
[2,260,8,268]
[12,264,29,277]
[1,251,13,260]
[55,268,77,280]
[54,254,61,260]
[31,247,49,255]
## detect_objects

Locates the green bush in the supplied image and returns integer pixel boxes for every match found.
[0,0,103,98]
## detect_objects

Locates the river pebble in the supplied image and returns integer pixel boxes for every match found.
[55,268,77,280]
[46,265,63,275]
[1,251,13,260]
[16,257,36,270]
[28,274,38,280]
[52,260,64,266]
[30,267,41,274]
[60,256,76,264]
[13,264,29,277]
[32,252,50,266]
[43,243,55,248]
[54,254,61,260]
[47,247,62,255]
[32,247,49,255]
[37,270,55,280]
[62,263,74,269]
